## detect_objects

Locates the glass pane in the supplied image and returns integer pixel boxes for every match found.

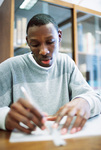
[77,11,101,93]
[14,0,73,58]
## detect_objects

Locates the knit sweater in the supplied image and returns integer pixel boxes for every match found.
[0,52,101,130]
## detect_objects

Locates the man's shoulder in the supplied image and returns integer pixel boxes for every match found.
[0,53,30,69]
[11,53,29,61]
[4,53,29,63]
[57,52,73,63]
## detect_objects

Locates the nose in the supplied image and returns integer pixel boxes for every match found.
[39,44,49,55]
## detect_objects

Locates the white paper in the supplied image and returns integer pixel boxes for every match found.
[9,114,101,143]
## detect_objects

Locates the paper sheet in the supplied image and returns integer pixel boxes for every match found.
[9,114,101,143]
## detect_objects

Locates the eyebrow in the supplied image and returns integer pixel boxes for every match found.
[30,39,38,42]
[29,35,55,41]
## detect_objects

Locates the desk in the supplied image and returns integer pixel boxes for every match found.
[0,130,101,150]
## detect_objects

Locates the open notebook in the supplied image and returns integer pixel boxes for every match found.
[9,114,101,143]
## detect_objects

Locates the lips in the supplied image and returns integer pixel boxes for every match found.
[41,59,51,64]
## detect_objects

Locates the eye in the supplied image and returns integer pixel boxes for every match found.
[31,44,38,47]
[30,43,39,47]
[46,39,55,45]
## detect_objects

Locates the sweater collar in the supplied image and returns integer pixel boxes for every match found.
[28,53,55,70]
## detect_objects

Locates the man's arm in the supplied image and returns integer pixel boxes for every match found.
[0,107,10,130]
[68,57,101,117]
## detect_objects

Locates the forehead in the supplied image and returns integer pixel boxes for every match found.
[27,23,58,37]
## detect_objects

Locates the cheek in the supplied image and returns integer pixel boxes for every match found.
[51,42,59,52]
[50,44,59,58]
[53,43,59,53]
[31,48,39,56]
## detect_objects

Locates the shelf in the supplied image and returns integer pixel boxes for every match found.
[78,51,101,56]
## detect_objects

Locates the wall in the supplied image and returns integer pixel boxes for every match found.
[0,0,14,63]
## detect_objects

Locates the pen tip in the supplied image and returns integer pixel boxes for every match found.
[21,86,25,92]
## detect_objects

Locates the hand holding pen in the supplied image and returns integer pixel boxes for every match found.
[5,87,66,146]
[5,87,47,134]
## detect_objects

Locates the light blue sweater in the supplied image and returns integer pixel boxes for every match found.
[0,52,101,129]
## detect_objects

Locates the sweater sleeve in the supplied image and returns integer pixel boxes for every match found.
[68,57,101,117]
[0,107,10,130]
[0,60,13,130]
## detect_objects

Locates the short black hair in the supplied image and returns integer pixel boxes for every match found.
[26,13,58,34]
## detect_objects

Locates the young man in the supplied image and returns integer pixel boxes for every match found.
[0,14,101,135]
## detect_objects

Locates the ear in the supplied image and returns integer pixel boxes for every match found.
[26,36,29,46]
[58,29,62,42]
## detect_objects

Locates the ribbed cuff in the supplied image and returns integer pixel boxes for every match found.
[0,107,10,130]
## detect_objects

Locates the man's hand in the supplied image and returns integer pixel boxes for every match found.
[5,98,47,134]
[47,98,90,134]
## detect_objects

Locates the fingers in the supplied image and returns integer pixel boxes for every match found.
[6,116,36,134]
[46,106,66,121]
[70,116,87,134]
[61,115,73,134]
[17,99,46,127]
[53,105,72,128]
[46,115,57,121]
[5,98,47,133]
[53,99,90,135]
[56,113,87,135]
[17,98,43,120]
[70,109,85,133]
[11,103,44,129]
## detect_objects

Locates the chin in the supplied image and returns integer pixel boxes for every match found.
[41,63,51,67]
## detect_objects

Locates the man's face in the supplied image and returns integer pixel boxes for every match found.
[26,23,61,67]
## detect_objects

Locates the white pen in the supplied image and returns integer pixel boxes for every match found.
[21,86,66,146]
[21,86,50,130]
[21,86,42,113]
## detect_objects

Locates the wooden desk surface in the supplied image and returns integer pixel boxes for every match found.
[0,130,101,150]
